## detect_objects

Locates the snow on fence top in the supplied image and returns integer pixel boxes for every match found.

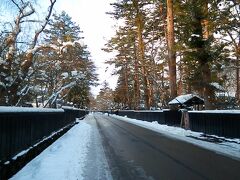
[61,106,80,110]
[189,110,240,114]
[168,94,204,106]
[0,106,64,113]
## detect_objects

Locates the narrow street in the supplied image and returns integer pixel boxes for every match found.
[93,113,240,180]
[12,113,240,180]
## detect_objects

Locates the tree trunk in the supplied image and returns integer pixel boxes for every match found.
[201,62,214,109]
[133,0,151,109]
[178,57,183,95]
[236,36,240,102]
[201,1,215,109]
[142,67,152,109]
[134,42,140,109]
[124,64,130,109]
[166,0,177,99]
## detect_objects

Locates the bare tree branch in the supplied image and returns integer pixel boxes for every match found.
[20,19,42,23]
[31,0,56,49]
[21,0,57,75]
[11,0,24,13]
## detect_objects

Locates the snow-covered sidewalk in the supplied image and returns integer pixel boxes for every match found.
[11,114,112,180]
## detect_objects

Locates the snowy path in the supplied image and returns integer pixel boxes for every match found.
[83,116,112,180]
[11,115,112,180]
[11,113,240,179]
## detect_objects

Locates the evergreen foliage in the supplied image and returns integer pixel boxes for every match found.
[35,11,98,108]
[105,0,240,110]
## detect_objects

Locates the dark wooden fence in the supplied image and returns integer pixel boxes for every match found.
[114,110,240,138]
[189,111,240,138]
[116,110,181,126]
[0,107,88,164]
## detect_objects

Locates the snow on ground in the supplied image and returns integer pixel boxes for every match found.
[110,114,240,160]
[11,114,112,180]
[83,115,112,180]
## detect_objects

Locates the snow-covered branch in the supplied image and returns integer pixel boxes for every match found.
[16,85,31,106]
[0,0,58,105]
[44,81,77,108]
[20,0,57,73]
[22,40,83,62]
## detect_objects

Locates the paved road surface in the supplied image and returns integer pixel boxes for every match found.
[93,113,240,180]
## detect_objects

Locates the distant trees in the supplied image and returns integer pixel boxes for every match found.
[95,81,113,110]
[106,0,240,110]
[0,1,98,107]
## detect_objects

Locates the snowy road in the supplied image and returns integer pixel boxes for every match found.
[12,113,240,180]
[95,114,240,180]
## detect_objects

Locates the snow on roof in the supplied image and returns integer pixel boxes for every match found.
[210,82,225,92]
[61,72,69,79]
[71,70,78,76]
[0,106,64,113]
[168,94,204,105]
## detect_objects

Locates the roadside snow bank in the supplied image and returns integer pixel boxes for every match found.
[111,114,240,160]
